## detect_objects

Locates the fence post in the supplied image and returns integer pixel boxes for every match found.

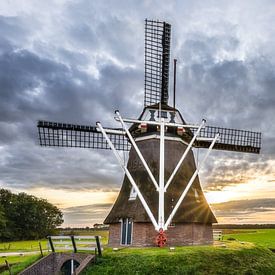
[48,236,55,252]
[95,236,102,257]
[5,260,11,275]
[39,242,44,257]
[71,236,77,253]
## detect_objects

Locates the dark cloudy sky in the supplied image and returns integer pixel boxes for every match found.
[0,0,275,227]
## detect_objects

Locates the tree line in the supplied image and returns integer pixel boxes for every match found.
[0,189,63,241]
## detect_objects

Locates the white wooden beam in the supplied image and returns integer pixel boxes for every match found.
[96,122,159,230]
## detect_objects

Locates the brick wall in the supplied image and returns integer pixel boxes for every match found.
[108,222,213,247]
[108,223,121,246]
[19,253,55,275]
[19,252,95,275]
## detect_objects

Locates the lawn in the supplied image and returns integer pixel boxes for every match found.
[223,229,275,249]
[84,242,275,274]
[1,229,275,274]
[0,254,41,275]
[0,240,48,274]
[0,239,48,252]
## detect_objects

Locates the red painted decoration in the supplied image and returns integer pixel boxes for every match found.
[156,228,167,247]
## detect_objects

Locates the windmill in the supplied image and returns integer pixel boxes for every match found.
[37,19,261,247]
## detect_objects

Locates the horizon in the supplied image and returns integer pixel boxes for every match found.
[0,1,275,227]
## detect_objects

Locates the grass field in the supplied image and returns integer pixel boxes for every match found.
[0,255,41,275]
[0,239,48,252]
[0,229,109,252]
[223,229,275,249]
[1,229,275,274]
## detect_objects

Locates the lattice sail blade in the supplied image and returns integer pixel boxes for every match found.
[189,125,261,154]
[144,19,171,107]
[37,121,131,151]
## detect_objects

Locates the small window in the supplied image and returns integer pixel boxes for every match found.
[129,187,137,200]
[157,111,168,118]
[194,188,199,198]
[194,188,200,202]
[168,223,175,228]
[120,218,133,245]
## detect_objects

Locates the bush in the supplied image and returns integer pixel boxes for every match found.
[227,237,236,241]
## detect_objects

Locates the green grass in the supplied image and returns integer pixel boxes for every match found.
[1,229,275,274]
[84,242,275,275]
[59,229,109,245]
[223,229,275,249]
[0,239,48,252]
[0,231,109,252]
[0,254,41,275]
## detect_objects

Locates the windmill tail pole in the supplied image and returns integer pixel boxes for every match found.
[173,59,177,109]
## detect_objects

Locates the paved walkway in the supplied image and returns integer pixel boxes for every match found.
[0,250,48,257]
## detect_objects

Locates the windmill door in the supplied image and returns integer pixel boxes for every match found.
[120,218,133,245]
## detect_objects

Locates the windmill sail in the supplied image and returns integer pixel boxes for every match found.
[37,121,131,151]
[36,19,262,248]
[189,125,261,154]
[144,19,171,106]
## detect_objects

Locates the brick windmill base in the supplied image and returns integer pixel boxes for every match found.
[104,138,217,247]
[108,223,213,247]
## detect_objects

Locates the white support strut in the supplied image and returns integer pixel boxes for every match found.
[115,111,159,191]
[158,118,165,229]
[96,122,159,230]
[98,128,126,135]
[164,119,206,192]
[114,117,202,129]
[98,112,219,233]
[164,133,220,230]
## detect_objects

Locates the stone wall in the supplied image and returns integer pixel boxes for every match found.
[108,222,213,247]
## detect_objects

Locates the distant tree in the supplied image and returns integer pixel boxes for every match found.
[0,189,15,239]
[0,204,7,238]
[0,189,63,241]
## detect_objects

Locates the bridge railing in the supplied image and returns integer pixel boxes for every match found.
[48,235,102,256]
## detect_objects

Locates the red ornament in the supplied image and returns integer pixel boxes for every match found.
[156,228,167,247]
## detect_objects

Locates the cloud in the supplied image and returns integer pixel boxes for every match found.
[211,198,275,223]
[212,198,275,212]
[0,0,275,226]
[63,203,113,226]
[0,38,139,191]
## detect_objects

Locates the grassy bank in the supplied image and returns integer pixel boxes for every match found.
[223,229,275,249]
[84,242,275,275]
[0,254,41,275]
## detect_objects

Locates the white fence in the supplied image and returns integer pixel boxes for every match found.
[48,235,102,256]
